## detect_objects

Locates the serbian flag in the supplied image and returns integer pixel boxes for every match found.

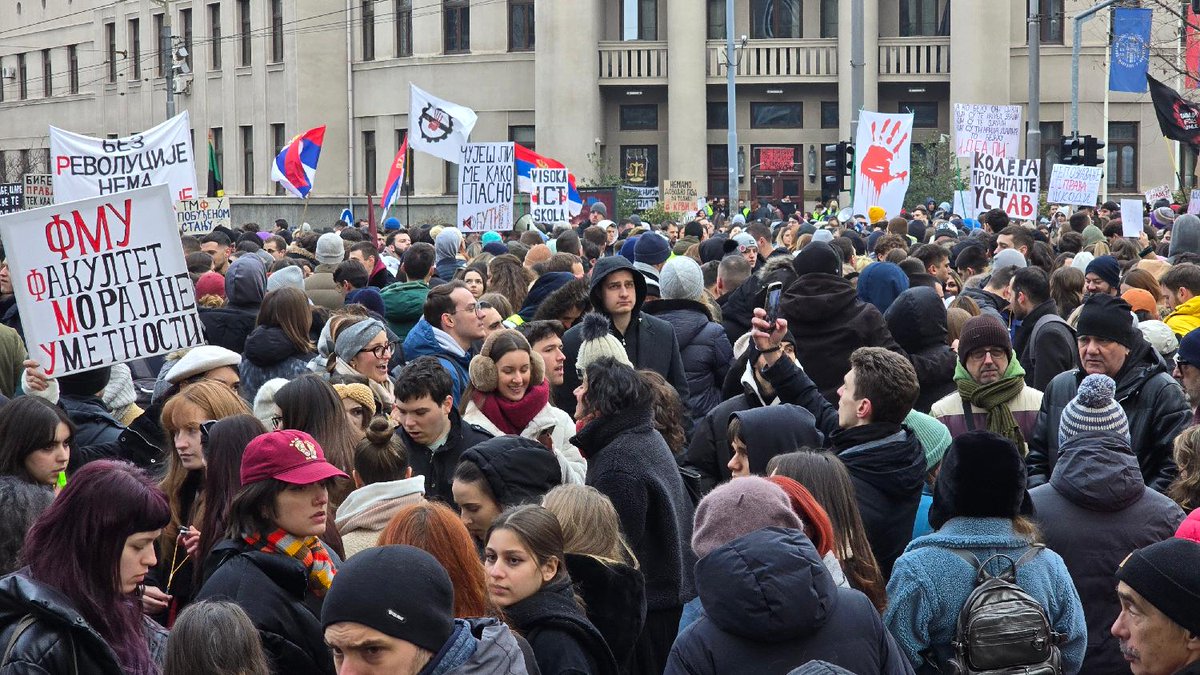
[514,144,582,216]
[380,134,409,211]
[271,126,326,198]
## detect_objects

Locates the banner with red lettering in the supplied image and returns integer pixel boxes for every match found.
[49,111,198,204]
[0,184,204,377]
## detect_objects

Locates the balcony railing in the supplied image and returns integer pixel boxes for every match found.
[598,42,667,83]
[706,39,837,82]
[878,36,951,80]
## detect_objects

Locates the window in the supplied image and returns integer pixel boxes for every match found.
[209,4,222,69]
[241,126,254,194]
[17,54,27,100]
[394,129,414,193]
[444,0,470,53]
[68,45,78,93]
[396,0,413,56]
[446,162,459,194]
[750,102,802,129]
[707,101,729,129]
[18,150,30,178]
[180,8,193,70]
[621,145,658,187]
[239,0,252,66]
[272,124,286,195]
[362,0,375,61]
[1039,122,1063,186]
[621,0,657,40]
[1040,0,1063,44]
[900,0,946,37]
[708,144,731,198]
[128,19,141,81]
[509,0,534,51]
[751,0,800,39]
[153,14,165,76]
[1107,122,1138,191]
[41,49,51,97]
[1184,148,1198,191]
[900,101,938,128]
[508,125,535,151]
[620,104,658,130]
[821,101,838,129]
[210,128,224,190]
[707,0,725,40]
[362,130,377,195]
[821,0,837,38]
[105,23,116,83]
[271,0,284,62]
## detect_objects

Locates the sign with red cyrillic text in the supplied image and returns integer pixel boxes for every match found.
[970,153,1041,220]
[1047,164,1103,206]
[0,184,204,376]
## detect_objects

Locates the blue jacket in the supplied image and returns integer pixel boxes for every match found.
[884,517,1087,674]
[401,318,473,406]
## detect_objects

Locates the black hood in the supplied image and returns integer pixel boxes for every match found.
[504,576,618,675]
[1050,431,1144,512]
[1112,333,1171,397]
[885,286,948,352]
[460,436,562,507]
[243,325,307,367]
[695,527,835,641]
[519,272,576,321]
[835,428,927,502]
[780,273,860,322]
[731,404,824,474]
[587,255,645,316]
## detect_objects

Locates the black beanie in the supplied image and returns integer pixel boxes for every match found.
[57,366,112,398]
[320,545,455,653]
[929,430,1030,530]
[792,241,842,277]
[1116,538,1200,635]
[1077,295,1136,348]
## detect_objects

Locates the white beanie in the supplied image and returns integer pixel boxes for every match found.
[165,345,242,384]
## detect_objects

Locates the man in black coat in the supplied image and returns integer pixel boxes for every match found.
[1010,266,1077,391]
[392,356,491,505]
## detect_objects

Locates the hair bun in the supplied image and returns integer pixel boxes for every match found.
[365,415,394,446]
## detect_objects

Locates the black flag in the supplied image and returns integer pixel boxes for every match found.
[1148,73,1200,154]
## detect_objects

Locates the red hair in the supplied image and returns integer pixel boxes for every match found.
[767,475,835,557]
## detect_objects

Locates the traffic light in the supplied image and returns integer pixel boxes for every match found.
[842,142,855,176]
[1082,135,1106,167]
[823,141,854,196]
[1059,135,1084,165]
[824,142,845,176]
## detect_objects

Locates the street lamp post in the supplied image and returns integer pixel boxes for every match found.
[725,3,746,214]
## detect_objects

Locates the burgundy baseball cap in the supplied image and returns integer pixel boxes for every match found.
[240,430,349,487]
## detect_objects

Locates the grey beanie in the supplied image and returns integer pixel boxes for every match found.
[992,248,1027,271]
[1059,374,1130,446]
[1170,214,1200,260]
[266,265,305,293]
[811,229,834,244]
[316,233,345,265]
[334,318,387,364]
[660,256,706,301]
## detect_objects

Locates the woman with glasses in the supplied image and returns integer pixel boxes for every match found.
[239,288,318,403]
[324,315,396,408]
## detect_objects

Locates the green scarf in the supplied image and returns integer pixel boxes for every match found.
[954,355,1028,455]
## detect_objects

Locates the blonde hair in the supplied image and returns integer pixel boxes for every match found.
[1171,426,1200,511]
[541,484,638,569]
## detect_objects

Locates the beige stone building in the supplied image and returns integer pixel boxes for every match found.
[0,0,1189,225]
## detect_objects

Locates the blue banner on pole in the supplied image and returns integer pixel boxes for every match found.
[1109,7,1152,93]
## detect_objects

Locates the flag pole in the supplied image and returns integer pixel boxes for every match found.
[302,197,310,226]
[1165,135,1186,195]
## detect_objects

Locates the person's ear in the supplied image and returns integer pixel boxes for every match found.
[540,556,559,583]
[857,398,873,422]
[440,395,454,416]
[352,470,363,489]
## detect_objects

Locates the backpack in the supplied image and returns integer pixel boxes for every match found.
[946,545,1063,675]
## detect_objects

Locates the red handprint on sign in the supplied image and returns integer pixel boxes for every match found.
[859,119,910,205]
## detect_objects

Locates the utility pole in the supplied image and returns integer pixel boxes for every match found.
[1028,0,1041,160]
[850,0,864,141]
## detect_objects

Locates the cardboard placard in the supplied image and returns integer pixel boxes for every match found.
[663,180,697,213]
[969,152,1041,220]
[1121,198,1145,237]
[175,197,231,236]
[1047,165,1103,206]
[457,143,514,232]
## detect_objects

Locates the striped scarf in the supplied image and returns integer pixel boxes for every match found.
[244,529,336,597]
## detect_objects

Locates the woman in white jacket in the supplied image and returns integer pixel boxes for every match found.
[461,329,586,484]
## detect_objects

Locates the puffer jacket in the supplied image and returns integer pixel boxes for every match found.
[239,325,317,402]
[884,287,956,413]
[0,572,126,674]
[432,618,536,675]
[1165,295,1200,338]
[304,263,345,311]
[780,272,903,404]
[643,298,733,422]
[402,318,474,406]
[666,528,912,675]
[1030,431,1184,674]
[1027,337,1191,493]
[380,280,430,342]
[198,255,266,353]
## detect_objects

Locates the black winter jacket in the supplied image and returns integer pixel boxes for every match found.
[1029,431,1184,674]
[1027,338,1191,492]
[679,375,771,494]
[643,298,733,423]
[399,409,493,505]
[720,274,762,345]
[780,272,903,404]
[195,539,339,675]
[666,528,912,675]
[60,395,164,474]
[1012,300,1078,391]
[564,554,646,675]
[573,407,696,611]
[239,326,317,402]
[503,576,618,675]
[197,255,266,354]
[884,287,956,413]
[0,573,126,674]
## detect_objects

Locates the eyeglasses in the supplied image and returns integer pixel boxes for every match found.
[967,347,1008,363]
[270,415,284,430]
[359,341,398,359]
[454,303,486,316]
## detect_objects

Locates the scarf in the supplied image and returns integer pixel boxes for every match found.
[474,379,549,435]
[244,529,336,597]
[333,357,395,407]
[954,355,1028,455]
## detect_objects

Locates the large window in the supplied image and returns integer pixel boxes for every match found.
[1107,122,1138,191]
[271,0,284,62]
[105,23,116,83]
[272,124,286,195]
[396,0,412,57]
[128,19,140,81]
[621,146,658,187]
[238,0,252,66]
[446,162,459,195]
[1040,122,1063,187]
[41,49,51,97]
[900,0,948,37]
[707,0,725,40]
[153,14,165,76]
[821,0,837,38]
[17,54,26,99]
[707,101,728,129]
[210,128,224,190]
[751,0,800,39]
[620,104,658,131]
[362,0,375,61]
[509,125,535,151]
[180,8,193,70]
[444,0,470,54]
[708,144,730,198]
[510,0,534,51]
[900,101,938,128]
[1040,0,1063,44]
[751,102,803,129]
[821,101,838,129]
[363,130,377,195]
[209,4,222,69]
[68,45,78,93]
[241,126,254,194]
[622,0,657,40]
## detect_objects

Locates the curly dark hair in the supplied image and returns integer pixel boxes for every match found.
[639,370,687,456]
[533,277,591,324]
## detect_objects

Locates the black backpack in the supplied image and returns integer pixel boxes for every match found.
[945,545,1063,675]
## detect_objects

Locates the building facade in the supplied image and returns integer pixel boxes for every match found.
[0,0,1188,225]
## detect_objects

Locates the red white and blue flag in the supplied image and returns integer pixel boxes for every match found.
[380,134,409,212]
[514,144,582,216]
[271,125,326,198]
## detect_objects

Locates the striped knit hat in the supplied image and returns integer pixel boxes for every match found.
[1058,374,1129,446]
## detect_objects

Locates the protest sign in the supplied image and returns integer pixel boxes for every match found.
[1144,184,1173,204]
[0,184,22,214]
[1047,165,1103,206]
[23,174,53,209]
[851,110,914,220]
[49,111,197,203]
[969,152,1041,220]
[1189,189,1200,215]
[1121,198,1145,237]
[457,143,514,232]
[953,190,975,218]
[529,168,570,223]
[0,184,204,377]
[663,180,697,213]
[953,104,1023,158]
[759,147,795,171]
[623,185,659,211]
[175,197,231,236]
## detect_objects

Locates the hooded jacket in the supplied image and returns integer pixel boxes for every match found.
[399,408,493,505]
[239,326,317,403]
[460,436,563,508]
[642,298,734,422]
[503,576,618,675]
[431,618,535,675]
[1027,336,1191,492]
[334,476,426,558]
[680,363,778,495]
[0,572,127,674]
[462,399,587,485]
[60,394,163,472]
[554,256,688,415]
[198,255,266,353]
[519,272,576,322]
[564,554,647,675]
[730,404,824,474]
[403,317,475,406]
[780,272,903,404]
[960,285,1009,323]
[1029,431,1184,674]
[666,528,911,675]
[856,262,909,314]
[884,287,956,413]
[380,280,430,342]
